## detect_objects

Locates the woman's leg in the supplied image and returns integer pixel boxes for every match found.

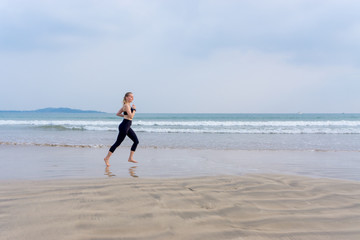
[109,130,127,153]
[104,126,127,166]
[127,128,139,163]
[127,128,139,151]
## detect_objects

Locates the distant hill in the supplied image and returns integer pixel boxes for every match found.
[34,108,104,113]
[0,108,104,113]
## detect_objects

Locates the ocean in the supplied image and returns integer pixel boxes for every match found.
[1,112,360,151]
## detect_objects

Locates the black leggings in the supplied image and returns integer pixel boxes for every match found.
[109,119,139,153]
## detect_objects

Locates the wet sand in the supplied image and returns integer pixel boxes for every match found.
[1,174,360,240]
[1,145,360,181]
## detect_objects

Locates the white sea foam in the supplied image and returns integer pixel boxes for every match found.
[133,120,360,127]
[2,120,360,127]
[1,119,360,134]
[0,120,118,126]
[134,127,360,134]
[0,141,108,148]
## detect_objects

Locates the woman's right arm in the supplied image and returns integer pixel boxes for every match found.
[116,107,124,117]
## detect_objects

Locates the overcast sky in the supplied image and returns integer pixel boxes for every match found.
[1,0,359,113]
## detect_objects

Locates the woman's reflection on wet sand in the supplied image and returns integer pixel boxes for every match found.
[105,166,139,178]
[104,166,116,177]
[129,166,138,178]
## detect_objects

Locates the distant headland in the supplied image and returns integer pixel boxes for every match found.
[0,108,104,113]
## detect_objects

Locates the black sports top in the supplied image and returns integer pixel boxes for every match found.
[124,107,135,115]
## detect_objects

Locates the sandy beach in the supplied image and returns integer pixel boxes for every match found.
[1,145,360,239]
[1,174,360,240]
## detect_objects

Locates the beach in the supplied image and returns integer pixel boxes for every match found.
[1,145,360,239]
[2,173,360,240]
[1,112,360,239]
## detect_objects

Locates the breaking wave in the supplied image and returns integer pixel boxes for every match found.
[1,120,360,134]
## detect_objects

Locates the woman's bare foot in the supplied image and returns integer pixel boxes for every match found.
[128,158,138,163]
[128,150,137,163]
[104,151,112,167]
[104,157,110,167]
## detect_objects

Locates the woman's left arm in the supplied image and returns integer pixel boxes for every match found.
[124,104,136,118]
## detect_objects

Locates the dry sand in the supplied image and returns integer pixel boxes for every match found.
[1,174,360,240]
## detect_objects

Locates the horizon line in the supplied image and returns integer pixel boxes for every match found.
[0,107,359,115]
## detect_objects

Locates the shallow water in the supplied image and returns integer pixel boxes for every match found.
[2,112,360,181]
[1,145,360,181]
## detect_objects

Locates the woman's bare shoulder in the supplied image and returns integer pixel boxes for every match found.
[123,104,131,109]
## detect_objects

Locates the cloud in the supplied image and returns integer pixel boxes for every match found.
[1,0,360,112]
[135,48,360,113]
[2,0,360,60]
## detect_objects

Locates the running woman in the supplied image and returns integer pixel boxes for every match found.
[104,92,139,166]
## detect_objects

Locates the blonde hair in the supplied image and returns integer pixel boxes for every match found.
[123,92,133,104]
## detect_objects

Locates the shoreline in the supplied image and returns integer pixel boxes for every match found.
[3,140,360,152]
[1,173,360,240]
[1,144,360,181]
